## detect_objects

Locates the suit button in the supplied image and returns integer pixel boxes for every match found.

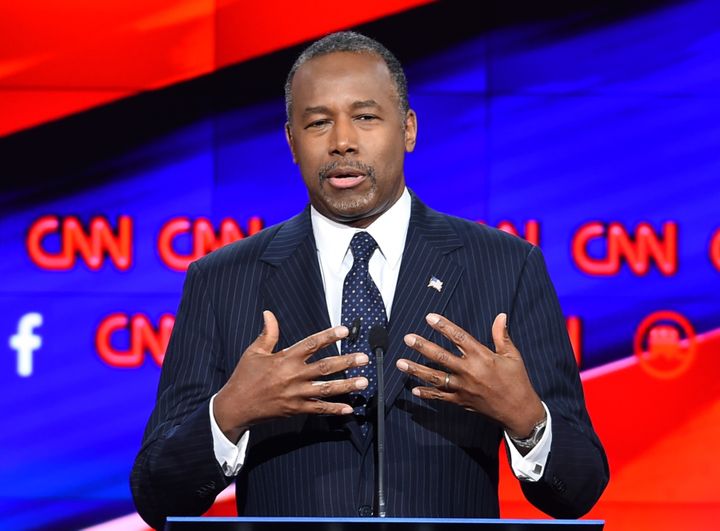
[358,505,373,517]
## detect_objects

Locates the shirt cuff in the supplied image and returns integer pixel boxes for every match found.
[209,394,250,477]
[504,401,552,482]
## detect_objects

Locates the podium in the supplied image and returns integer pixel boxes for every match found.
[165,517,604,530]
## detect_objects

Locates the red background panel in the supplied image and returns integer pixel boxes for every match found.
[214,0,434,69]
[498,329,720,530]
[0,1,215,88]
[0,0,432,136]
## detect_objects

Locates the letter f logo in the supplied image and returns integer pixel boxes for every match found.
[9,313,43,377]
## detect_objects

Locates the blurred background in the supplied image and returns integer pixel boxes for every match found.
[1,1,719,529]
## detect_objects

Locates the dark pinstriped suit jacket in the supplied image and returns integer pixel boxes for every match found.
[131,195,608,530]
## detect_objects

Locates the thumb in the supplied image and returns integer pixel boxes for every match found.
[255,310,280,352]
[491,313,513,356]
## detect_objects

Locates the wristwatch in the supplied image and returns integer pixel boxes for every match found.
[508,416,547,450]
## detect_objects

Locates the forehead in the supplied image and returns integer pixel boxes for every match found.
[291,52,397,111]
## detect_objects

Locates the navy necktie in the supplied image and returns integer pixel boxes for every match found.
[341,232,388,435]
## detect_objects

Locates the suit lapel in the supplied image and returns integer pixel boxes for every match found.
[384,197,465,411]
[260,208,336,357]
[260,208,368,451]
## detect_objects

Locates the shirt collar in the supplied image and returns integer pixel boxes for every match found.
[310,187,411,269]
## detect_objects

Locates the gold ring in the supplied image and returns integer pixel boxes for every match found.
[444,372,451,391]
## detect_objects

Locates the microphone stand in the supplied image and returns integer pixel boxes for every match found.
[377,345,386,517]
[370,326,388,517]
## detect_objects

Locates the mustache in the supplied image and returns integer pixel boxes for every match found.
[318,160,375,181]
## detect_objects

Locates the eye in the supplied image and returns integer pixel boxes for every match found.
[305,119,330,129]
[355,114,378,122]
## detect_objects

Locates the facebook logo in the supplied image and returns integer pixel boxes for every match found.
[9,312,43,377]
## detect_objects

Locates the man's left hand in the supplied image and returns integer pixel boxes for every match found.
[396,312,545,438]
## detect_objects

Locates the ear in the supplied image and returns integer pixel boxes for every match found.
[404,109,418,153]
[285,122,297,163]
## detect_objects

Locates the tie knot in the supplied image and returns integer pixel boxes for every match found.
[349,232,378,263]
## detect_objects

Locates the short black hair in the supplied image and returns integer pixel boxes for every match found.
[284,31,409,122]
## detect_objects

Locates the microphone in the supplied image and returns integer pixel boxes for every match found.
[369,325,389,517]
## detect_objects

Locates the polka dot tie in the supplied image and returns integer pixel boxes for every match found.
[341,232,388,436]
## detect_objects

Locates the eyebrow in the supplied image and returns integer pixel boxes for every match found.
[350,99,380,110]
[302,100,381,117]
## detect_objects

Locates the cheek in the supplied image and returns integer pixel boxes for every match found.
[299,163,320,192]
[294,147,322,178]
[372,138,405,176]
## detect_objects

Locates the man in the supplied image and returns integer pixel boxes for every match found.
[131,31,608,529]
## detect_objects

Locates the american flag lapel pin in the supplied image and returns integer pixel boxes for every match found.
[428,276,443,293]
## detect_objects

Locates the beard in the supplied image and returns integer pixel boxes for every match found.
[317,160,378,217]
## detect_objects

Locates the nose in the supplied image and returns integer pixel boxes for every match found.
[329,115,358,156]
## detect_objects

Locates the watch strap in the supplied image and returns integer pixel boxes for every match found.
[509,416,547,449]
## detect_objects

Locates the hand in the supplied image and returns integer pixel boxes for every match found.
[213,310,369,442]
[396,312,545,438]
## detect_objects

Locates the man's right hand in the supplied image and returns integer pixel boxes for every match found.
[213,310,368,443]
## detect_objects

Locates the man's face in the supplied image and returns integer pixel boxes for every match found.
[285,51,417,228]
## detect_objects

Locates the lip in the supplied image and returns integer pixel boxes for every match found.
[326,174,367,189]
[324,167,367,189]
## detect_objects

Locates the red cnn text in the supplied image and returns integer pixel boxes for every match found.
[96,313,175,368]
[27,215,132,271]
[158,216,264,271]
[572,221,678,276]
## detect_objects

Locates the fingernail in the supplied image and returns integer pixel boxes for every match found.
[426,313,440,325]
[356,378,368,389]
[412,388,421,397]
[355,354,369,364]
[404,335,416,347]
[500,313,509,337]
[341,405,353,414]
[336,326,348,338]
[397,360,409,371]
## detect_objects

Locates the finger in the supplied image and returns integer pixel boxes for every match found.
[426,313,489,359]
[254,310,280,352]
[411,386,457,403]
[491,313,515,356]
[402,334,463,372]
[302,376,369,398]
[284,325,349,360]
[306,353,369,379]
[301,399,355,416]
[396,359,452,389]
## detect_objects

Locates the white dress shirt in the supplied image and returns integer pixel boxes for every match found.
[209,187,551,481]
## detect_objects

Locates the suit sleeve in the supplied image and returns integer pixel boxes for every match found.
[508,246,609,518]
[130,262,233,530]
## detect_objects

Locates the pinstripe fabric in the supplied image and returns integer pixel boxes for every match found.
[131,195,608,529]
